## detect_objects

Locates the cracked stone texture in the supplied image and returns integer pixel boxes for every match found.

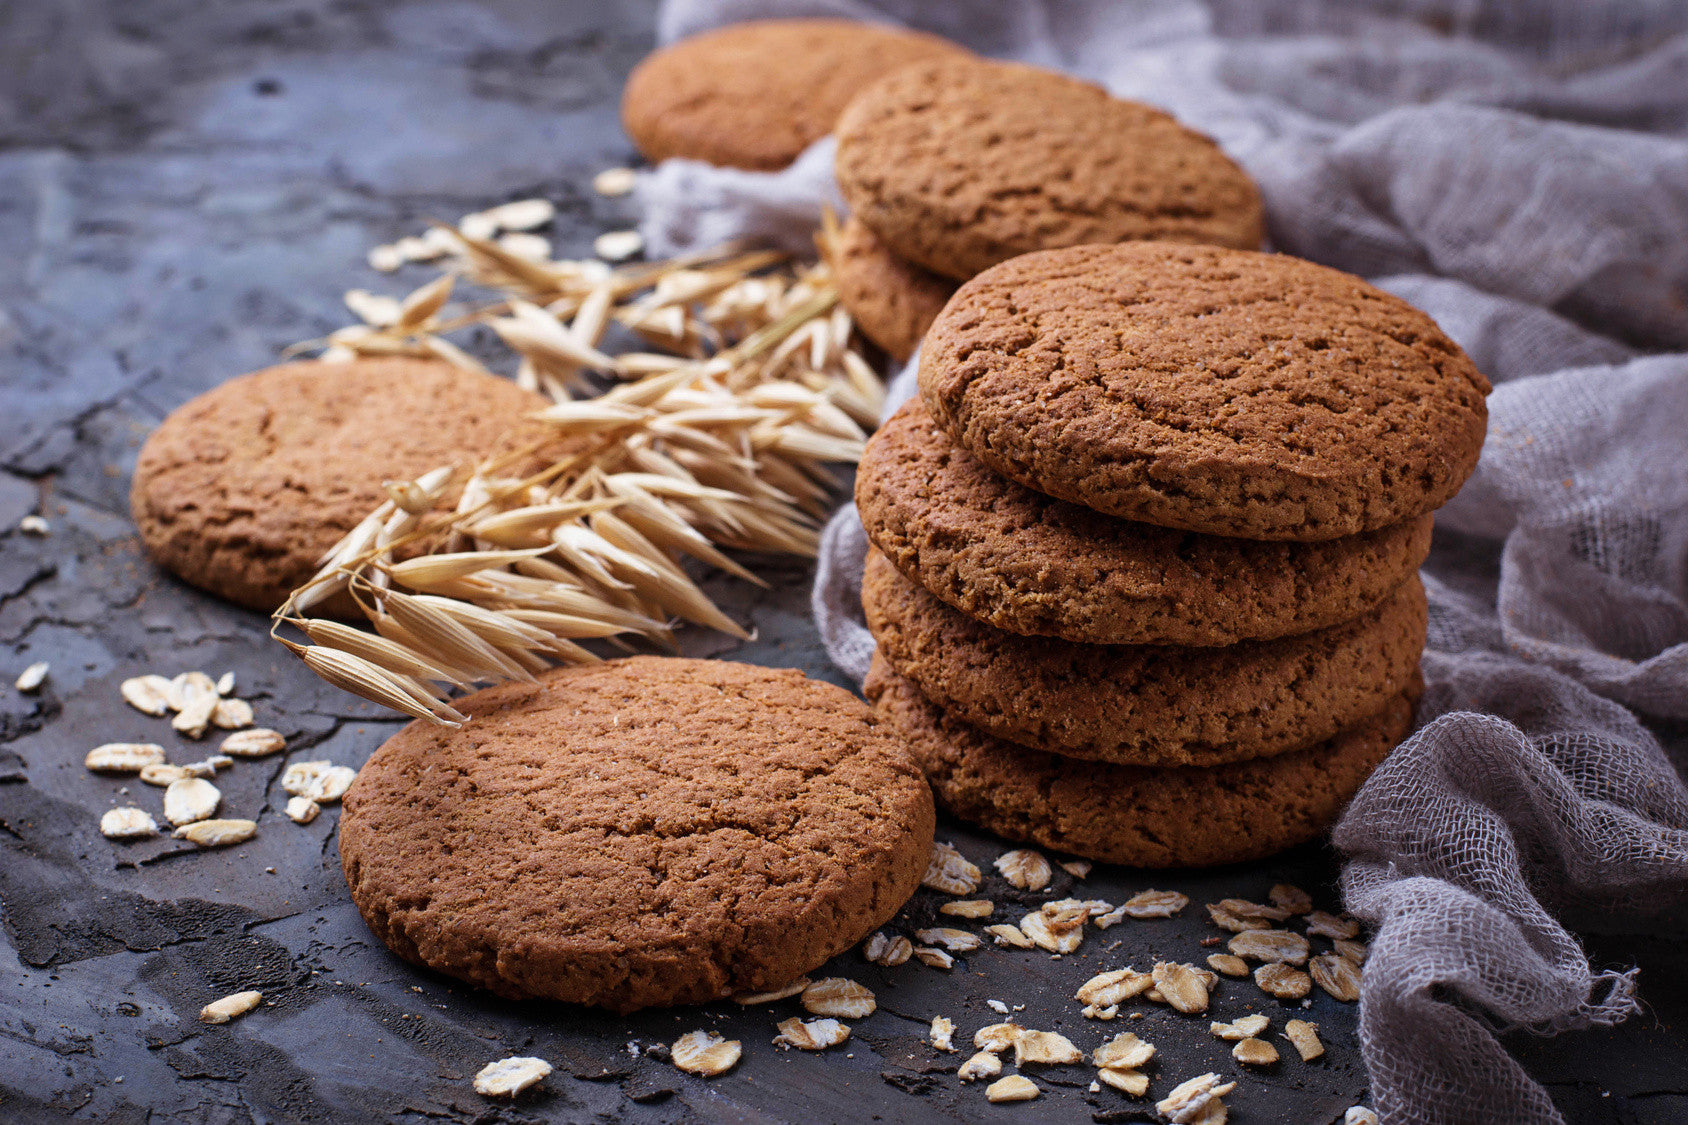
[0,2,1683,1122]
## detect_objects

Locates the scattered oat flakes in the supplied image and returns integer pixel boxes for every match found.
[1228,929,1310,965]
[18,515,49,535]
[973,1022,1022,1053]
[458,210,500,241]
[498,232,552,261]
[1233,1037,1279,1066]
[1334,938,1368,964]
[1019,911,1082,954]
[199,990,262,1024]
[1207,954,1249,978]
[164,778,220,826]
[485,198,555,232]
[1122,889,1189,918]
[173,818,257,847]
[211,698,254,730]
[282,760,356,803]
[1345,1107,1380,1125]
[670,1030,740,1076]
[121,675,174,717]
[929,1016,956,1052]
[801,978,875,1019]
[985,999,1010,1016]
[940,899,993,919]
[1214,897,1290,923]
[1082,1004,1119,1020]
[730,977,808,1005]
[216,671,236,696]
[169,670,218,710]
[1076,968,1155,1008]
[773,1016,849,1050]
[473,1055,551,1096]
[100,807,158,840]
[1098,1066,1151,1096]
[594,230,644,261]
[863,931,912,967]
[1206,904,1269,933]
[172,698,216,739]
[1012,1029,1082,1067]
[1151,962,1211,1014]
[914,946,954,970]
[286,796,321,825]
[221,728,286,758]
[923,841,982,895]
[985,923,1034,949]
[957,1050,1001,1082]
[1284,1019,1323,1061]
[86,743,166,773]
[15,662,48,692]
[593,167,637,197]
[986,1074,1039,1103]
[1269,884,1314,914]
[368,243,406,272]
[1092,904,1130,929]
[1059,859,1093,879]
[1306,911,1360,940]
[916,927,981,953]
[1310,953,1361,1002]
[1156,1072,1236,1124]
[1041,898,1100,929]
[1255,962,1312,1000]
[1210,1014,1269,1040]
[139,763,187,787]
[1094,1031,1155,1070]
[995,848,1052,891]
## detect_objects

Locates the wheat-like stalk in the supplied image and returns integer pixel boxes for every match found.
[272,209,879,725]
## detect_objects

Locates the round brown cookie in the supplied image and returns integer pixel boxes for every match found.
[340,657,935,1012]
[834,58,1263,280]
[621,20,969,171]
[865,655,1416,869]
[919,243,1491,541]
[831,215,957,361]
[130,358,553,613]
[856,399,1435,645]
[864,548,1426,767]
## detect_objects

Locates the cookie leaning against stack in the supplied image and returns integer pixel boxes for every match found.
[830,56,1264,359]
[859,242,1490,868]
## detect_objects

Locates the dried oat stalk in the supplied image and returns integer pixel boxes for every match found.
[275,215,883,722]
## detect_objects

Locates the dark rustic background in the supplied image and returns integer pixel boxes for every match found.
[1,2,1684,1122]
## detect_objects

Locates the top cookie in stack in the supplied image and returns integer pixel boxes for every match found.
[831,57,1264,360]
[860,242,1490,868]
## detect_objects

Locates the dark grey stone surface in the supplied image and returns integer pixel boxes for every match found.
[0,2,1682,1122]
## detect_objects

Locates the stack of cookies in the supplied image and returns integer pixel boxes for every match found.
[858,241,1491,868]
[830,56,1264,360]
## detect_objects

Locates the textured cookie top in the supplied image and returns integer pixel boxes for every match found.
[865,548,1426,767]
[621,19,968,171]
[919,243,1491,540]
[866,656,1415,869]
[832,215,957,362]
[340,657,935,1012]
[835,58,1264,279]
[856,399,1434,645]
[130,358,552,612]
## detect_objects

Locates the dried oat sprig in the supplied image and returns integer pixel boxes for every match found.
[276,217,883,724]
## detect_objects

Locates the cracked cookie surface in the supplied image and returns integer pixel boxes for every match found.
[835,58,1263,279]
[856,399,1434,645]
[864,548,1426,767]
[340,657,935,1012]
[918,243,1490,540]
[866,656,1415,869]
[129,358,554,613]
[621,19,968,171]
